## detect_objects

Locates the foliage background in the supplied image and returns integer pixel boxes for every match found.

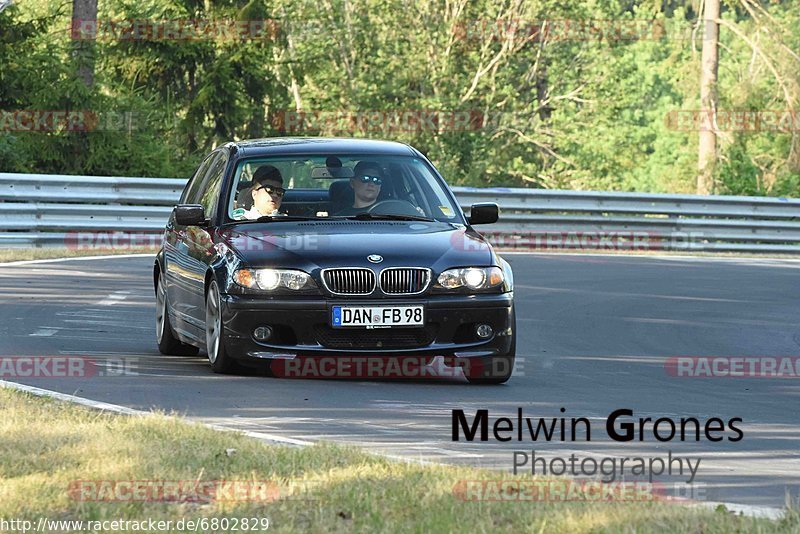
[0,0,798,195]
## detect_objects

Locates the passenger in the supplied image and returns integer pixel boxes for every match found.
[233,165,285,220]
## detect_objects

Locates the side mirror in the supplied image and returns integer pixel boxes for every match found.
[467,203,499,225]
[174,204,207,226]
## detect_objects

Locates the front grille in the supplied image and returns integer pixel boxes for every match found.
[379,268,431,295]
[314,324,437,349]
[322,268,376,295]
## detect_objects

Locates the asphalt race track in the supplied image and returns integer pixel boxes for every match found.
[1,254,798,509]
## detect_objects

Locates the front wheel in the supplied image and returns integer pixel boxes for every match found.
[205,280,237,374]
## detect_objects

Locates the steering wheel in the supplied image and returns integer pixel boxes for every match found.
[367,199,421,217]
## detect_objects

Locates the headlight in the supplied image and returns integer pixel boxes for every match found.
[233,268,317,292]
[436,267,504,291]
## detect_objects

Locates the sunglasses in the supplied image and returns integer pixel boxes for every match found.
[356,175,382,185]
[254,185,285,198]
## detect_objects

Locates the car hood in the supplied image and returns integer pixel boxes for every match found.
[218,220,495,273]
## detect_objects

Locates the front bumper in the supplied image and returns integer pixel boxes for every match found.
[220,292,514,362]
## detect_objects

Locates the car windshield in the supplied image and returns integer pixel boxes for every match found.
[226,155,462,223]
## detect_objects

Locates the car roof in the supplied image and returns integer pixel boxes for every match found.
[231,137,418,158]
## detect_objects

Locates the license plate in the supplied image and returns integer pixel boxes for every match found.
[331,305,424,328]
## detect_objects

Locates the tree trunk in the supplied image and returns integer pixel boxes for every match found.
[72,0,98,88]
[697,0,720,195]
[535,64,552,122]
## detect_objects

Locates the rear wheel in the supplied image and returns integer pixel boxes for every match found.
[156,272,199,356]
[205,280,237,374]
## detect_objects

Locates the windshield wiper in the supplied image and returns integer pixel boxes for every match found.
[348,212,435,222]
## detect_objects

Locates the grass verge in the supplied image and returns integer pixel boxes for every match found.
[0,387,797,533]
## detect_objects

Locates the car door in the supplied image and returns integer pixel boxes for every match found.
[164,152,215,337]
[165,150,226,338]
[181,149,228,327]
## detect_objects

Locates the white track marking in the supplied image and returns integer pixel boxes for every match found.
[0,253,154,267]
[30,328,59,337]
[58,350,155,356]
[1,380,142,415]
[0,380,311,447]
[62,319,150,329]
[96,291,130,306]
[696,502,784,520]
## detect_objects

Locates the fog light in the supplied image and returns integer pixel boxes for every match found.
[476,324,493,339]
[253,326,273,341]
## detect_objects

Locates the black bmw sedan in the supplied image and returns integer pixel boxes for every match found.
[154,138,515,384]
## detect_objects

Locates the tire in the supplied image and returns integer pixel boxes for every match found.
[464,308,516,385]
[205,280,237,374]
[156,272,199,356]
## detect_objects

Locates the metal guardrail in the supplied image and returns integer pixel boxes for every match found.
[1,172,799,253]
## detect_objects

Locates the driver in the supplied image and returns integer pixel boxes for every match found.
[336,161,383,215]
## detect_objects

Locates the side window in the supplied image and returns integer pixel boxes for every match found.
[198,151,228,219]
[180,153,216,204]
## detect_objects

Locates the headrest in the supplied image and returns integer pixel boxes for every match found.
[328,180,354,205]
